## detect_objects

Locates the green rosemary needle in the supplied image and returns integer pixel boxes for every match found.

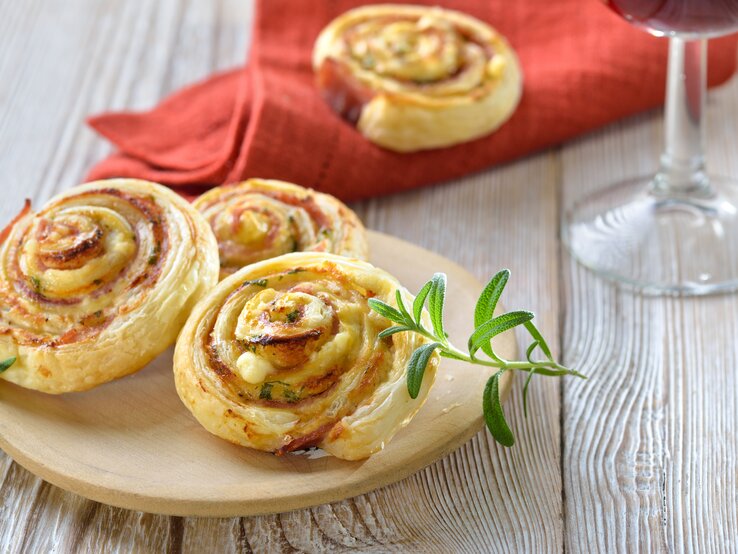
[0,357,16,373]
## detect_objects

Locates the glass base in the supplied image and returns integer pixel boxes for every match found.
[562,176,738,295]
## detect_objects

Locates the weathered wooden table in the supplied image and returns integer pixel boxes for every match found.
[2,1,737,552]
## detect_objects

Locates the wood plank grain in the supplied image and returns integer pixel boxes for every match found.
[0,1,243,552]
[560,77,738,553]
[0,0,565,552]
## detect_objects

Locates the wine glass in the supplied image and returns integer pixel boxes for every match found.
[562,0,738,295]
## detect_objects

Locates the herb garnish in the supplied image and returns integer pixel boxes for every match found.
[259,381,301,402]
[259,382,273,400]
[29,276,42,293]
[283,387,300,403]
[241,342,258,353]
[244,279,268,288]
[0,357,16,373]
[368,269,586,447]
[147,242,161,265]
[286,310,300,323]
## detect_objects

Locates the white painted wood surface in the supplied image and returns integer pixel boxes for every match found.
[0,0,736,551]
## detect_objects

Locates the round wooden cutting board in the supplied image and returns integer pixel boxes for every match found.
[0,231,517,517]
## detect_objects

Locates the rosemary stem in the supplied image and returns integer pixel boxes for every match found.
[432,336,577,376]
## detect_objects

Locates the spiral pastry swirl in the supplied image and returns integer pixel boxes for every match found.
[193,179,369,279]
[0,179,219,393]
[174,252,438,460]
[313,4,522,152]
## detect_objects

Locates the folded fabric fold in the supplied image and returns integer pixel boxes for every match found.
[87,0,738,202]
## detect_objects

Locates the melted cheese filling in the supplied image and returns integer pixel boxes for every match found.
[235,352,275,384]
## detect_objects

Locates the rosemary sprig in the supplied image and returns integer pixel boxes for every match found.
[369,269,586,447]
[0,357,16,373]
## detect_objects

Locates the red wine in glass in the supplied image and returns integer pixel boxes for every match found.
[605,0,738,37]
[563,0,738,293]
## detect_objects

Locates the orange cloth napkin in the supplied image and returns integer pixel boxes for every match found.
[86,0,738,202]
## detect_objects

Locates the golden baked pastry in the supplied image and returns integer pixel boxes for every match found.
[0,179,219,393]
[193,179,369,279]
[313,4,522,152]
[173,252,438,460]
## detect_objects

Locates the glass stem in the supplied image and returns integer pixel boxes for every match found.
[653,37,711,196]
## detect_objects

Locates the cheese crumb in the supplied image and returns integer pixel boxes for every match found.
[235,352,274,384]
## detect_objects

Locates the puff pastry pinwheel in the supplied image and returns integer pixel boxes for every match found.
[193,179,368,279]
[173,252,438,460]
[0,179,219,394]
[313,4,523,152]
